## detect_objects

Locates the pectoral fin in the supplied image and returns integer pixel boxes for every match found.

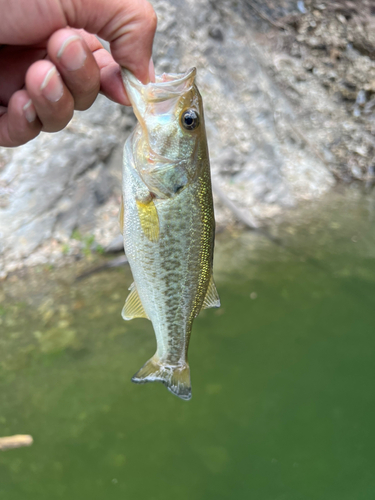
[118,196,124,235]
[136,198,159,242]
[202,275,221,310]
[122,282,149,320]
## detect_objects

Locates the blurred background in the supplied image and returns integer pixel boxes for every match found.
[1,1,375,499]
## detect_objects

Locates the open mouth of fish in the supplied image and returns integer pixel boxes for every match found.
[123,67,197,103]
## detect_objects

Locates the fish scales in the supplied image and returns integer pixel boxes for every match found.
[121,68,220,400]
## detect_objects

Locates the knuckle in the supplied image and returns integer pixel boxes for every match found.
[142,1,158,33]
[74,94,97,111]
[42,106,74,133]
[7,131,22,147]
[65,64,100,95]
[58,109,74,130]
[69,79,100,110]
[8,126,31,147]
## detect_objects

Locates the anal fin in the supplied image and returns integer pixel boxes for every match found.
[202,274,221,310]
[122,282,149,320]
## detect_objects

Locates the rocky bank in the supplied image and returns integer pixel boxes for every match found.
[1,0,375,277]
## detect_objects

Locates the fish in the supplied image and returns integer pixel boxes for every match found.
[120,67,220,400]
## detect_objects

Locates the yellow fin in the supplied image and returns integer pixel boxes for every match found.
[202,275,221,310]
[122,282,149,320]
[136,198,159,242]
[118,196,124,235]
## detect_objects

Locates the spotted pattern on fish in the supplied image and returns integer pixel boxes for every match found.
[121,68,220,400]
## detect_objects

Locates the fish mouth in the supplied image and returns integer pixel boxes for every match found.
[153,67,196,88]
[122,67,196,103]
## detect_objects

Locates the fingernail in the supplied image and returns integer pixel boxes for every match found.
[57,36,87,71]
[40,66,64,102]
[149,58,155,83]
[23,100,36,123]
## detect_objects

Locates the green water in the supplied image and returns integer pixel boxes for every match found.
[1,190,375,499]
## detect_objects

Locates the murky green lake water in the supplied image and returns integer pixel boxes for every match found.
[1,190,375,499]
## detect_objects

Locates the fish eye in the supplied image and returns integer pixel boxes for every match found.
[181,109,200,131]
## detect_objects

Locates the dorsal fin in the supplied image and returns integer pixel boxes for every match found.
[202,275,221,310]
[118,196,124,235]
[122,282,149,320]
[136,198,159,242]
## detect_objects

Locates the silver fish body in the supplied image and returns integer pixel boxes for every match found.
[121,68,220,400]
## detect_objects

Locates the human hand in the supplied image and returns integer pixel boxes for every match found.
[0,0,157,147]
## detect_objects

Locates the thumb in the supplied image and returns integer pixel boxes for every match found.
[68,0,157,83]
[0,0,157,83]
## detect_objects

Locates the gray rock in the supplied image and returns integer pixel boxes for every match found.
[1,0,347,274]
[0,95,131,273]
[151,0,334,218]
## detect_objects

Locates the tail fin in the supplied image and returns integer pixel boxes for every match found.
[131,355,191,400]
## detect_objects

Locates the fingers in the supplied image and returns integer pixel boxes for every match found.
[25,60,74,132]
[105,0,157,84]
[76,30,155,105]
[0,31,101,146]
[0,30,123,147]
[51,29,128,106]
[0,0,158,146]
[2,0,157,83]
[148,58,155,83]
[0,46,46,105]
[22,31,101,134]
[74,30,129,105]
[61,0,157,83]
[0,90,41,147]
[92,47,129,105]
[47,30,100,110]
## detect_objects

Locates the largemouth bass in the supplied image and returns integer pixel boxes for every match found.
[120,68,220,400]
